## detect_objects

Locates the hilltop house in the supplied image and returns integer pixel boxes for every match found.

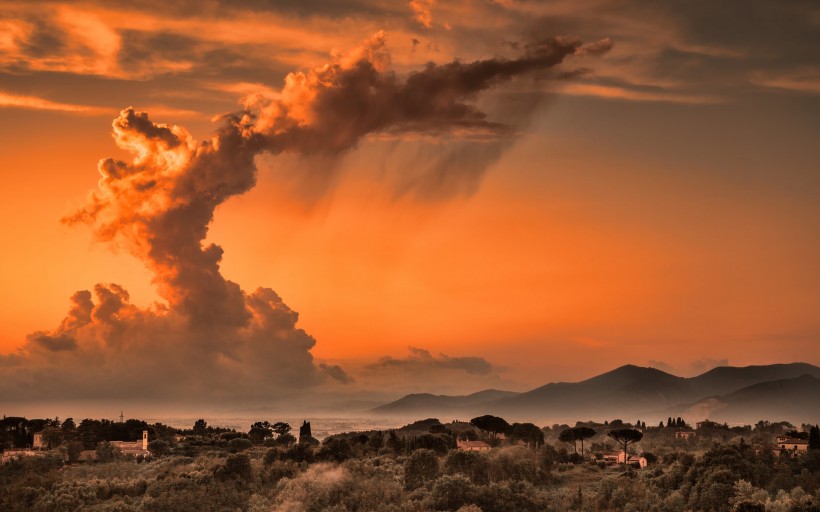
[457,440,491,451]
[775,436,808,455]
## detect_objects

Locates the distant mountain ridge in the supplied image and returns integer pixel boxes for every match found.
[372,389,519,415]
[371,362,820,424]
[682,373,820,422]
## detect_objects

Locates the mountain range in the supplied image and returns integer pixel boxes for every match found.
[371,362,820,424]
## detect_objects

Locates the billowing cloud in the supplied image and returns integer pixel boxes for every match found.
[1,31,603,406]
[369,346,494,375]
[243,31,594,151]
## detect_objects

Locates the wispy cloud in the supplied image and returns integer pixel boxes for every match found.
[0,91,110,114]
[751,68,820,95]
[555,83,724,104]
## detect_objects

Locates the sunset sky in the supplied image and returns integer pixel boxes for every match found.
[1,0,819,415]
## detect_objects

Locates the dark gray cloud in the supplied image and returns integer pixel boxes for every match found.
[26,332,78,352]
[117,0,399,19]
[116,29,290,84]
[319,363,355,384]
[13,16,67,59]
[245,33,598,197]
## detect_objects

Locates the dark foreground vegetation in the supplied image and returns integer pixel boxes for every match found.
[2,414,819,511]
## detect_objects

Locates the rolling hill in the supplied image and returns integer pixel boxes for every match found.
[371,389,519,416]
[682,373,820,423]
[370,362,820,424]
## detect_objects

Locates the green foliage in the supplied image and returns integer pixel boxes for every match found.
[810,425,820,450]
[96,441,123,463]
[509,423,545,447]
[271,422,291,437]
[300,435,320,447]
[248,426,272,444]
[404,449,440,490]
[281,441,315,463]
[459,429,478,441]
[402,418,444,432]
[148,439,170,457]
[66,441,84,462]
[3,414,820,512]
[317,437,354,463]
[227,437,252,452]
[431,474,478,510]
[41,426,64,449]
[445,450,489,484]
[406,433,454,455]
[276,432,296,447]
[215,453,252,482]
[490,447,542,484]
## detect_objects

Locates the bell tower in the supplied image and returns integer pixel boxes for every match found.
[142,430,148,450]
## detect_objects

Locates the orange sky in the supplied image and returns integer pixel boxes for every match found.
[1,0,819,407]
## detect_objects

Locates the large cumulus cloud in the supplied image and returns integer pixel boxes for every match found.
[1,32,607,406]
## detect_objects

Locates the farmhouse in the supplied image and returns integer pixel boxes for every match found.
[775,436,808,455]
[599,451,648,468]
[457,440,491,451]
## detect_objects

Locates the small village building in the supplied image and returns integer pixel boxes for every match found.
[775,437,809,455]
[621,454,649,468]
[0,449,41,462]
[32,432,44,449]
[675,430,696,440]
[79,450,97,462]
[457,440,491,451]
[599,451,648,468]
[109,430,150,457]
[601,453,620,465]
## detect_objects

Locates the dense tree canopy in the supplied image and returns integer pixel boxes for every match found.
[559,427,596,455]
[470,415,511,435]
[2,414,818,512]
